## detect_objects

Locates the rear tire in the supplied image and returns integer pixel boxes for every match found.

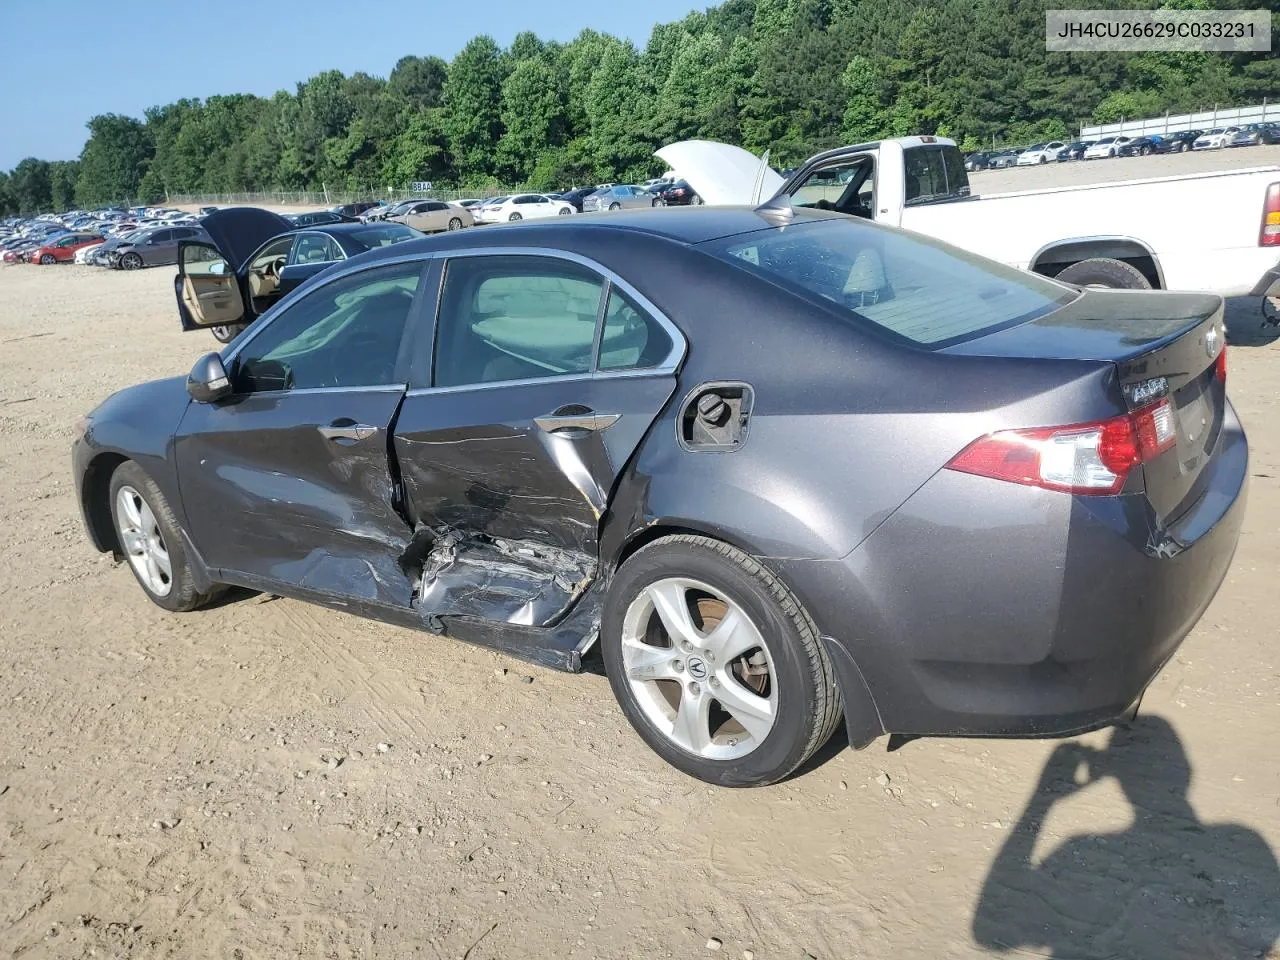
[601,535,842,787]
[210,322,246,344]
[508,212,522,221]
[558,207,572,215]
[108,461,217,613]
[447,217,462,230]
[1055,257,1151,290]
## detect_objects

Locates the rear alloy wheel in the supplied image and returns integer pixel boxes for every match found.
[40,253,55,264]
[210,322,246,344]
[692,195,704,205]
[558,207,572,215]
[109,460,216,612]
[602,535,842,787]
[508,212,522,221]
[1055,257,1151,290]
[120,252,143,270]
[447,217,463,230]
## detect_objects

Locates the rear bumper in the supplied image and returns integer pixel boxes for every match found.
[769,401,1248,741]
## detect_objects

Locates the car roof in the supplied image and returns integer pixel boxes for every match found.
[353,206,843,268]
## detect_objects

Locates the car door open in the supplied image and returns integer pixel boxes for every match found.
[176,241,245,331]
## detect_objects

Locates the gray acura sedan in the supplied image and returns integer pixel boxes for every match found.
[72,205,1246,786]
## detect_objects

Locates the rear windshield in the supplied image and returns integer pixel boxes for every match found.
[704,218,1075,348]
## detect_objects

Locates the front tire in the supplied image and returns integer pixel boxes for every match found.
[1055,257,1151,290]
[608,202,621,211]
[601,535,842,787]
[40,254,55,264]
[121,252,143,270]
[210,322,246,344]
[109,461,216,612]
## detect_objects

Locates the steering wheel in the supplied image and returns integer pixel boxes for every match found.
[264,256,286,278]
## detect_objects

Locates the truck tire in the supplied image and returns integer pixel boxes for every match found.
[1055,258,1151,290]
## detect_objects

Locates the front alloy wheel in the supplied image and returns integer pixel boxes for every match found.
[40,253,55,264]
[120,252,142,270]
[115,485,172,598]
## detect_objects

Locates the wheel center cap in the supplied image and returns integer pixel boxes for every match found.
[686,657,708,680]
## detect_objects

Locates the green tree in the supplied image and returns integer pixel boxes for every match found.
[841,55,887,142]
[8,158,52,213]
[388,55,448,109]
[49,160,81,211]
[75,114,152,206]
[442,36,506,176]
[495,58,568,182]
[584,39,654,180]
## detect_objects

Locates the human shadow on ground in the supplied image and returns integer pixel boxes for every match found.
[972,716,1279,959]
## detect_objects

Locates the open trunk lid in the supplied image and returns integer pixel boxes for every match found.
[947,288,1227,523]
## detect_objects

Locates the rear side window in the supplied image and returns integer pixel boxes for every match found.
[903,145,970,204]
[598,288,672,370]
[433,256,604,387]
[706,219,1075,348]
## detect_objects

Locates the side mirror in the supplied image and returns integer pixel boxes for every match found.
[187,352,232,403]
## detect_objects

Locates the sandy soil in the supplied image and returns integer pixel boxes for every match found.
[1,244,1278,958]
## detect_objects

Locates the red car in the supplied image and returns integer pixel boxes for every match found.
[30,233,103,264]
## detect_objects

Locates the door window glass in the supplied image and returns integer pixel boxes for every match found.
[598,288,673,370]
[293,233,340,264]
[234,261,422,392]
[182,243,228,276]
[150,230,172,244]
[433,256,604,387]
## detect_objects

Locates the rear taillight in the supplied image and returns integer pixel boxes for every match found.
[946,400,1176,495]
[1262,182,1280,246]
[1215,344,1227,383]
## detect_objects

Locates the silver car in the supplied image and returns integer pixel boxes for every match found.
[582,185,652,212]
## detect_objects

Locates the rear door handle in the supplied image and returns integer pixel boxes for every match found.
[534,412,621,434]
[318,421,377,442]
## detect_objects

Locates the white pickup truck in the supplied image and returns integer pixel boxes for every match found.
[658,137,1280,300]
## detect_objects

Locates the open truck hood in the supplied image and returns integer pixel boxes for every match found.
[199,207,292,273]
[654,140,784,206]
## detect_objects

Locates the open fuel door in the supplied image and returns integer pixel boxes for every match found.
[176,242,245,331]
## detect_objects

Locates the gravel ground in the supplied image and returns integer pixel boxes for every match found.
[1,179,1278,959]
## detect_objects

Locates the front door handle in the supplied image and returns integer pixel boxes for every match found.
[534,411,621,434]
[318,421,378,442]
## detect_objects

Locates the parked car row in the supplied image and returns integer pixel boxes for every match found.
[0,204,210,268]
[965,123,1280,170]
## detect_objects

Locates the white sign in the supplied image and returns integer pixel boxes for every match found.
[410,181,433,193]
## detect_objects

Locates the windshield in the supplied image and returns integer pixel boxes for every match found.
[703,218,1076,348]
[348,223,421,249]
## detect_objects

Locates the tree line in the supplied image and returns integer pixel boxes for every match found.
[1,0,1276,215]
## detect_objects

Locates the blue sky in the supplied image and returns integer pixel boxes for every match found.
[0,0,704,170]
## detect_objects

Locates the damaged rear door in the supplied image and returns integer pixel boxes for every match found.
[174,258,431,608]
[394,252,684,629]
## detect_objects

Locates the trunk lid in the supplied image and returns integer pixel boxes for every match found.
[947,288,1227,522]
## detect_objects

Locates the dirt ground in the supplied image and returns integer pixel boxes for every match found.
[2,177,1279,958]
